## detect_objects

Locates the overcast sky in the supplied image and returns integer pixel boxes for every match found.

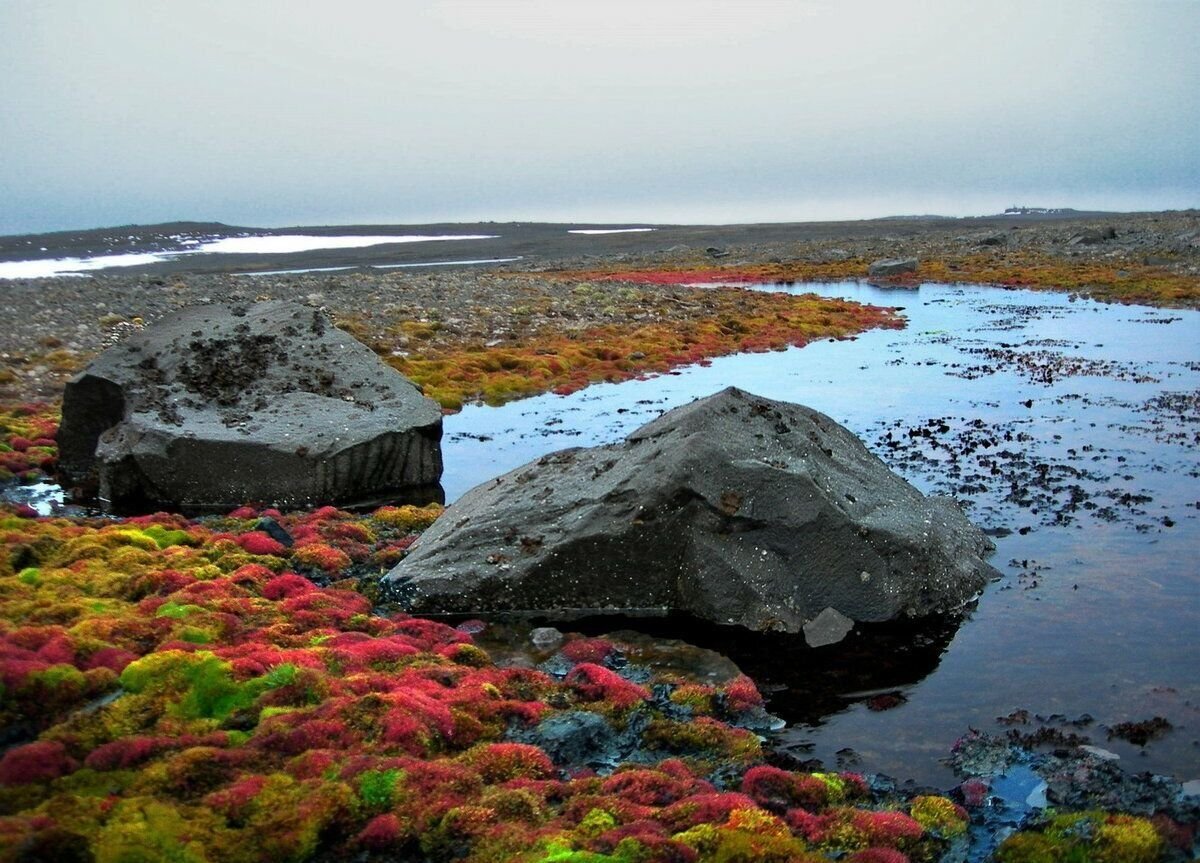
[1,0,1197,235]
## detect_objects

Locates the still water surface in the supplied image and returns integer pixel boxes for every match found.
[442,281,1200,785]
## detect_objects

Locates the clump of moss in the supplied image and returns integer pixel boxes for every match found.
[996,811,1163,863]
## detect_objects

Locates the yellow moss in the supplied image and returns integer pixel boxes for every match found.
[909,795,967,838]
[93,797,241,863]
[1094,814,1161,863]
[725,807,790,839]
[576,808,617,839]
[371,503,444,532]
[673,822,721,853]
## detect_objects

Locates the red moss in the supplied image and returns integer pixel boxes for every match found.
[83,646,138,673]
[856,809,925,845]
[785,807,826,840]
[847,850,911,863]
[279,589,371,624]
[793,774,841,809]
[561,637,615,664]
[0,741,77,785]
[253,716,361,756]
[335,636,421,671]
[1150,813,1195,853]
[204,774,269,821]
[658,791,759,831]
[566,663,650,709]
[723,674,764,713]
[357,813,405,849]
[958,777,989,807]
[35,633,75,665]
[391,616,472,647]
[84,736,168,770]
[237,531,289,557]
[601,767,704,806]
[262,573,317,600]
[742,765,802,812]
[285,749,340,780]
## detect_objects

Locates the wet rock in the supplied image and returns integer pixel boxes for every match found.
[868,257,919,277]
[1078,745,1120,761]
[255,516,294,548]
[510,710,632,770]
[530,627,564,649]
[802,607,855,648]
[58,301,444,512]
[384,387,995,636]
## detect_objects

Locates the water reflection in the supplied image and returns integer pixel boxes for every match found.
[441,281,1200,784]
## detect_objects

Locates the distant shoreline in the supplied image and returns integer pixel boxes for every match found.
[2,209,1196,279]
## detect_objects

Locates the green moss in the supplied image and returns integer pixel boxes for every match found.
[155,602,205,619]
[178,627,214,645]
[26,663,87,692]
[17,566,40,586]
[140,526,194,549]
[175,655,249,720]
[535,840,623,863]
[119,652,295,722]
[54,767,140,798]
[262,664,298,689]
[357,768,402,813]
[111,531,163,553]
[93,797,233,863]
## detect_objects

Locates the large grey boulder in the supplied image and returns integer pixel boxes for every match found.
[384,387,995,642]
[58,301,443,512]
[867,257,919,277]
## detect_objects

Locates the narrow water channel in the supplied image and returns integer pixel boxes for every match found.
[442,281,1200,786]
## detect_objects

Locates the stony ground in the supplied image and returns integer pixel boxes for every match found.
[1,210,1197,404]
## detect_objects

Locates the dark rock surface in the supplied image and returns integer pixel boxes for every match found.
[868,256,920,277]
[384,387,995,640]
[58,301,443,512]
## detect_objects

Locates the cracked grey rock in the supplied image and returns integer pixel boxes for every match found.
[384,387,995,634]
[58,301,443,512]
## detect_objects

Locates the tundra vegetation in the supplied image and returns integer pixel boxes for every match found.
[2,239,1195,859]
[0,407,1174,862]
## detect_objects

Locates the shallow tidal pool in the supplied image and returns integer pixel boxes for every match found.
[442,280,1200,786]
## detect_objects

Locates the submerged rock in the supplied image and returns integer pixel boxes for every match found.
[58,301,443,512]
[384,387,995,640]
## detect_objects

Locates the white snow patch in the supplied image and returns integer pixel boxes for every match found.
[0,234,501,279]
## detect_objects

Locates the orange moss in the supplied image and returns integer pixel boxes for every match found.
[387,287,900,410]
[565,254,1200,308]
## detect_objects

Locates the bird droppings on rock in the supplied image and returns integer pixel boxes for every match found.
[56,301,444,513]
